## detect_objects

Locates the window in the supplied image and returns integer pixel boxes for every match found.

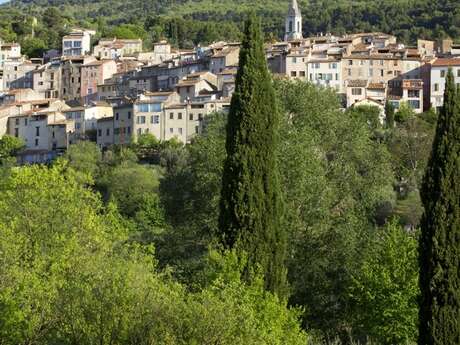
[138,104,149,112]
[115,113,119,120]
[170,113,174,119]
[380,69,384,77]
[314,63,320,69]
[189,113,194,120]
[169,128,173,133]
[292,57,297,63]
[335,73,339,80]
[24,118,27,126]
[369,69,373,77]
[15,118,19,125]
[434,83,439,92]
[127,126,131,134]
[98,129,102,136]
[348,60,353,66]
[380,60,384,65]
[457,69,460,77]
[35,139,39,146]
[360,60,365,65]
[348,69,351,77]
[178,113,183,120]
[35,126,40,136]
[76,123,81,130]
[114,128,120,135]
[408,100,420,109]
[408,90,420,98]
[137,116,146,124]
[299,71,306,77]
[393,60,398,66]
[73,41,81,48]
[150,103,161,112]
[370,60,373,66]
[14,128,18,137]
[291,71,297,77]
[137,128,142,136]
[106,128,110,136]
[195,126,199,133]
[178,128,183,135]
[52,131,55,139]
[198,113,203,121]
[153,115,160,124]
[351,88,362,95]
[441,70,446,78]
[309,73,313,80]
[128,111,131,119]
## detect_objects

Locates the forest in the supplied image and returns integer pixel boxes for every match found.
[1,0,460,56]
[0,76,436,344]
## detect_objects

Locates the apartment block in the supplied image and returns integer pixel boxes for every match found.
[62,29,95,56]
[430,58,460,111]
[80,59,117,103]
[32,60,62,99]
[93,38,143,59]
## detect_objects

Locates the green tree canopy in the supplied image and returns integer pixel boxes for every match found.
[219,14,286,297]
[419,68,460,345]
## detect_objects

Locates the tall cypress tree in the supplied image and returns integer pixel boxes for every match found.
[419,68,460,345]
[218,14,286,296]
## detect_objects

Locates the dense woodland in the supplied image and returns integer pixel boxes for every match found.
[1,0,460,57]
[0,74,437,344]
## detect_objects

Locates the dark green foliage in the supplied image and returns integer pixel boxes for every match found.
[419,68,460,345]
[219,14,286,297]
[385,101,395,129]
[2,0,460,52]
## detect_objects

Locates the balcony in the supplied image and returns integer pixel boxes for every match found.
[402,79,423,90]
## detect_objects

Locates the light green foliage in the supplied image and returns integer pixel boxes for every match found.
[349,221,419,344]
[131,133,160,163]
[395,102,416,123]
[0,135,24,165]
[100,162,160,217]
[0,163,307,344]
[62,141,102,184]
[347,105,383,131]
[275,79,395,335]
[21,37,47,58]
[107,23,147,40]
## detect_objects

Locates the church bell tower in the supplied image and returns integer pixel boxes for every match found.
[285,0,303,41]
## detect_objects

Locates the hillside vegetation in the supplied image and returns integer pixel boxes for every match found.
[0,0,459,57]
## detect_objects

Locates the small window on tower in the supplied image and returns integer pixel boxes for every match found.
[289,21,293,33]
